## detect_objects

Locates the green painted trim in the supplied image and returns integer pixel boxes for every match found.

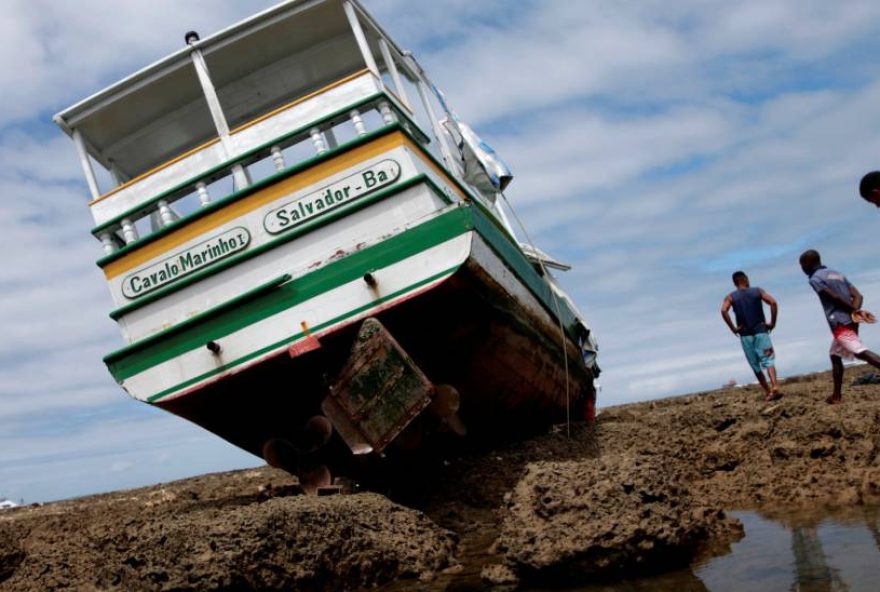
[145,264,461,403]
[112,273,292,359]
[107,200,583,403]
[107,174,445,320]
[92,92,429,238]
[468,204,581,341]
[96,124,408,268]
[104,206,475,380]
[139,212,582,404]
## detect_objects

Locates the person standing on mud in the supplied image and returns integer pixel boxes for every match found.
[859,171,880,208]
[721,271,781,400]
[799,249,880,404]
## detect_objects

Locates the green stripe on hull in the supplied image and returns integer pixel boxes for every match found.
[145,264,461,403]
[470,210,582,341]
[105,205,476,381]
[106,204,585,404]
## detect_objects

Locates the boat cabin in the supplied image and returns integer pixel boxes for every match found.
[55,0,482,258]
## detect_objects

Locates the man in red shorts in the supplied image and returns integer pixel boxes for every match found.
[800,249,880,403]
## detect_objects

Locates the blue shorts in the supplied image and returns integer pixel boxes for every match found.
[740,332,775,374]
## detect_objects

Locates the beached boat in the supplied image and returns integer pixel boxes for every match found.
[55,0,599,491]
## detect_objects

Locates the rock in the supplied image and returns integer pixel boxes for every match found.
[493,454,741,585]
[1,485,457,592]
[480,563,519,586]
[811,441,837,459]
[0,526,25,584]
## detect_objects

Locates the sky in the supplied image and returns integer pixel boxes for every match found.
[1,0,879,504]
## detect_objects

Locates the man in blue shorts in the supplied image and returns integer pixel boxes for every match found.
[721,271,781,400]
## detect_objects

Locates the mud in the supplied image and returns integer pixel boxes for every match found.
[2,369,879,590]
[492,455,741,585]
[0,469,457,591]
[596,370,880,509]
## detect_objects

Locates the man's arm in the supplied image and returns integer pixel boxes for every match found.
[850,283,864,311]
[720,295,741,335]
[818,287,858,313]
[760,289,778,331]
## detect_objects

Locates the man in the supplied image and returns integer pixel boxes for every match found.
[859,171,880,208]
[721,271,781,400]
[799,249,880,403]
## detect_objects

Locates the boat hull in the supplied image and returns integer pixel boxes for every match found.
[154,229,595,461]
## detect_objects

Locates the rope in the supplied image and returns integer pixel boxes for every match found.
[498,193,573,438]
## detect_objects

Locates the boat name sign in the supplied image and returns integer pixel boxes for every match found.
[122,227,251,299]
[263,159,401,234]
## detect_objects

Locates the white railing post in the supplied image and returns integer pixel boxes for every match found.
[157,200,177,227]
[72,129,101,200]
[121,218,139,244]
[378,38,411,109]
[310,127,328,155]
[270,146,286,171]
[350,109,368,136]
[196,181,211,206]
[99,232,117,255]
[343,1,380,79]
[379,101,396,125]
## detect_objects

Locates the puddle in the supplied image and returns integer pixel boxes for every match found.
[526,506,880,591]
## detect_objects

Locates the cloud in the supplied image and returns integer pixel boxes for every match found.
[0,0,274,128]
[2,0,880,503]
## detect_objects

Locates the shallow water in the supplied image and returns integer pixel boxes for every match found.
[530,506,880,592]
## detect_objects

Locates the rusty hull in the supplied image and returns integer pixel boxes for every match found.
[157,258,595,467]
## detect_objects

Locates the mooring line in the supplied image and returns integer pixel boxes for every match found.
[499,192,572,438]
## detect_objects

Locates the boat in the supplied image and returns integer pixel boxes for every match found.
[54,0,599,492]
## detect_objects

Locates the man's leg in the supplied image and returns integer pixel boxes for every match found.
[829,355,844,404]
[768,366,780,389]
[855,349,880,369]
[757,333,779,398]
[741,335,768,396]
[755,371,771,396]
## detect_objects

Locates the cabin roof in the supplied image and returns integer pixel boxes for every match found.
[54,0,405,177]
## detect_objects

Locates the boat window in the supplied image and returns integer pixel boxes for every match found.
[72,62,218,183]
[205,1,363,132]
[88,152,118,196]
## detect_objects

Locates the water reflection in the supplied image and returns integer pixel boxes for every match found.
[789,526,845,591]
[698,507,879,592]
[542,506,880,592]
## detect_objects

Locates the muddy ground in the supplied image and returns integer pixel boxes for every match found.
[3,368,880,590]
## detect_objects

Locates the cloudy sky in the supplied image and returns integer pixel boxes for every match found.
[1,0,879,504]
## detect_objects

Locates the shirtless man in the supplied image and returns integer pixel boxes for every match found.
[721,271,781,400]
[799,249,880,403]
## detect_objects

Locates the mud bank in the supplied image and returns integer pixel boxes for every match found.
[413,368,880,588]
[493,455,741,585]
[2,369,879,590]
[0,469,457,591]
[597,370,880,509]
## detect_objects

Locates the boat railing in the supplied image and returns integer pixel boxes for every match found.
[93,94,428,259]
